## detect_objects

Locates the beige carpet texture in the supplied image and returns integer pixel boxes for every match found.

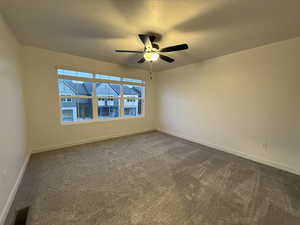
[5,131,300,225]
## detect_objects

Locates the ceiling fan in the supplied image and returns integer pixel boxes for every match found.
[115,34,189,64]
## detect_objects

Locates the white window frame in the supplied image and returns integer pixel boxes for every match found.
[57,68,145,124]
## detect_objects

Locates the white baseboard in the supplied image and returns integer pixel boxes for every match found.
[157,128,300,176]
[0,154,30,225]
[32,129,155,153]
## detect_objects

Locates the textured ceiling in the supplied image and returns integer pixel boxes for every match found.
[1,0,300,71]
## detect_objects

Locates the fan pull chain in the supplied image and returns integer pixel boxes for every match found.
[149,62,153,80]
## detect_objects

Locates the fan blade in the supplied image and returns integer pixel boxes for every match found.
[115,50,144,53]
[138,34,147,45]
[137,57,145,64]
[159,54,175,63]
[160,44,188,52]
[149,35,156,43]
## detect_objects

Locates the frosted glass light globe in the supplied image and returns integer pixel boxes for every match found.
[144,52,159,61]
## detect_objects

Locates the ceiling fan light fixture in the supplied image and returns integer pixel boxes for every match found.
[115,34,188,64]
[144,52,159,62]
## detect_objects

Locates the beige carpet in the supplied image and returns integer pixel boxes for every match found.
[5,131,300,225]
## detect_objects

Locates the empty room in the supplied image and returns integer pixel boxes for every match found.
[1,0,300,224]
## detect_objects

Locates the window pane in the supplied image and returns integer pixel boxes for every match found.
[122,77,144,84]
[98,98,120,119]
[124,99,143,117]
[61,98,93,122]
[57,69,93,78]
[95,74,121,81]
[96,83,120,97]
[123,85,144,98]
[59,79,93,96]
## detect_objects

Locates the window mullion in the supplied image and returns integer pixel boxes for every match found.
[120,85,124,117]
[92,82,98,120]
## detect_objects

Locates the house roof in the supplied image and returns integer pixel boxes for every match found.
[60,80,142,97]
[60,80,93,96]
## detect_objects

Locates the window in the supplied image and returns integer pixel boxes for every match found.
[61,99,93,122]
[123,84,144,117]
[59,79,93,96]
[95,74,121,81]
[57,69,145,123]
[96,82,121,119]
[57,69,93,78]
[124,99,143,117]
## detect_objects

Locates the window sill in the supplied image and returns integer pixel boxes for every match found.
[61,115,145,126]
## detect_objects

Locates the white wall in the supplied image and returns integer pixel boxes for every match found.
[0,15,28,224]
[156,37,300,175]
[22,46,156,153]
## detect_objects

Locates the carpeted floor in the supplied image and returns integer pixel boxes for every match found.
[5,131,300,225]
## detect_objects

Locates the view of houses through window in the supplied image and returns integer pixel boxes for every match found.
[57,69,145,123]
